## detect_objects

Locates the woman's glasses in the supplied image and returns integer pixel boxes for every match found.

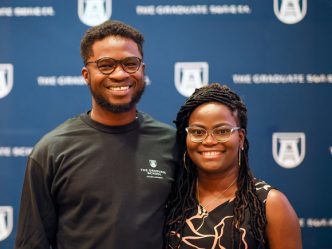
[186,126,241,143]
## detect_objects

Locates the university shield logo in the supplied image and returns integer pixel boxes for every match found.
[78,0,112,26]
[0,206,13,241]
[274,0,307,24]
[174,62,209,97]
[149,160,157,168]
[0,64,13,99]
[272,132,305,168]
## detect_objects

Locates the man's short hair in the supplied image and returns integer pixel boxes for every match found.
[80,20,144,65]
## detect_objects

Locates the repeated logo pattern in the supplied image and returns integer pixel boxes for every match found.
[272,132,306,168]
[274,0,307,24]
[78,0,112,26]
[174,62,209,97]
[0,64,13,99]
[0,206,13,241]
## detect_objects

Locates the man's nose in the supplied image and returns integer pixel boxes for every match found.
[108,64,129,79]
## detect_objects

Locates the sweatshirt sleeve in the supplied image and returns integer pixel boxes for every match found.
[15,156,57,249]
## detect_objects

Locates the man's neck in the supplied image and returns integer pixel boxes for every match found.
[90,108,137,126]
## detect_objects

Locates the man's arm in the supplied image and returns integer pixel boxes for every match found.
[15,157,57,249]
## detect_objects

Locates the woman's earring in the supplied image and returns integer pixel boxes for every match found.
[238,147,244,167]
[183,151,188,171]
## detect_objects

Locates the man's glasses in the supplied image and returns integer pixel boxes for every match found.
[85,57,143,75]
[185,126,241,143]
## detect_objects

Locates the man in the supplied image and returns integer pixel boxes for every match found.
[15,20,178,249]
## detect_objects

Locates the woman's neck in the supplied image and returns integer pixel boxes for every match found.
[197,168,239,195]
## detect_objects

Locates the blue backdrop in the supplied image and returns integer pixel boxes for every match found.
[0,0,331,248]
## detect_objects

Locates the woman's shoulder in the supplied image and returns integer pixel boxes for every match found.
[253,178,275,203]
[264,186,302,248]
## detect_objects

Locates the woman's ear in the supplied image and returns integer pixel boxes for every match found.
[142,63,146,74]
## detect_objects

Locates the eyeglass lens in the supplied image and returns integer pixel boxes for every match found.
[96,57,141,75]
[187,126,237,142]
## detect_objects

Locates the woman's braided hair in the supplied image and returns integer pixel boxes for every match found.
[164,83,267,249]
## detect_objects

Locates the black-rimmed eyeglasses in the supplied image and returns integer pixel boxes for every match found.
[185,126,241,143]
[85,56,143,75]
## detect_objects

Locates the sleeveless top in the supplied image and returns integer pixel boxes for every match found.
[169,179,273,249]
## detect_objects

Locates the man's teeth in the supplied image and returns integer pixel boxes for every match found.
[109,86,130,91]
[202,151,221,156]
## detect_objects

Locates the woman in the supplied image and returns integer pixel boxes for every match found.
[165,83,302,249]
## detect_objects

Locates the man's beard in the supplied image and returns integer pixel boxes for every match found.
[88,83,145,114]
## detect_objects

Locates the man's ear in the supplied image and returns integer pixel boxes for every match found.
[82,67,89,84]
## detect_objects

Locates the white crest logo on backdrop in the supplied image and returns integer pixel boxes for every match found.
[274,0,307,24]
[272,132,305,169]
[0,206,13,241]
[0,64,13,99]
[174,62,209,97]
[78,0,112,26]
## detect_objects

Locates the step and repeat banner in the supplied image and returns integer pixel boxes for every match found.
[0,0,331,248]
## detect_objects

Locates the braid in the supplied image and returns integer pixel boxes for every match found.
[164,153,197,247]
[164,83,267,248]
[232,144,267,249]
